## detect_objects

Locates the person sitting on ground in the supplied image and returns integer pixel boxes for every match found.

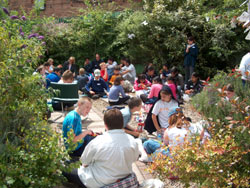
[146,66,157,83]
[108,77,130,106]
[33,65,45,76]
[58,70,76,84]
[99,62,108,82]
[109,65,121,85]
[46,67,61,88]
[84,69,109,99]
[76,68,89,92]
[239,52,250,86]
[224,84,235,101]
[160,63,171,83]
[63,108,140,188]
[185,72,203,96]
[63,56,79,77]
[134,74,152,98]
[62,97,95,157]
[121,58,136,85]
[120,97,142,138]
[169,66,184,91]
[140,76,163,104]
[151,86,178,135]
[165,76,177,100]
[91,53,103,73]
[48,58,54,73]
[106,57,117,78]
[43,62,51,76]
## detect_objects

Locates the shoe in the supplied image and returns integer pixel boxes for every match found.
[92,95,99,100]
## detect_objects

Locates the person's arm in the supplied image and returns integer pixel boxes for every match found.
[148,85,155,99]
[80,140,96,166]
[102,79,110,92]
[85,79,92,92]
[189,45,198,57]
[134,80,141,90]
[163,129,169,145]
[145,79,152,87]
[73,130,93,143]
[120,86,127,98]
[124,125,139,137]
[103,68,108,81]
[121,69,130,75]
[152,114,161,133]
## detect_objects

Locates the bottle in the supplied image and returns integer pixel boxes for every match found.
[157,133,162,141]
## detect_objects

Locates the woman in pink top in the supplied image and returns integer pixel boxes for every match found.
[140,76,162,104]
[134,74,152,97]
[165,77,177,99]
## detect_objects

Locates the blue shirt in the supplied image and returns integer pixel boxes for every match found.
[108,85,127,102]
[85,78,109,93]
[46,72,61,88]
[62,110,83,150]
[120,107,132,128]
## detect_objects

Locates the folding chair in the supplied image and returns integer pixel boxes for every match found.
[50,82,79,121]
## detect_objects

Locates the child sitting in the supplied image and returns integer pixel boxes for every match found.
[100,62,108,82]
[140,76,162,104]
[165,77,177,100]
[108,77,130,106]
[106,57,117,78]
[109,65,121,85]
[58,70,75,84]
[160,64,171,83]
[84,69,109,99]
[76,68,89,92]
[134,74,152,98]
[120,97,142,138]
[145,66,156,83]
[185,72,203,96]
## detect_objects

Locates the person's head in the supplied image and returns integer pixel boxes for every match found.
[100,62,106,70]
[147,66,155,76]
[62,70,74,83]
[167,76,175,84]
[191,72,199,83]
[152,76,162,84]
[168,107,184,128]
[43,62,50,71]
[94,69,101,80]
[138,74,146,83]
[159,86,174,102]
[108,57,114,64]
[79,68,85,75]
[37,65,45,75]
[77,97,92,116]
[188,36,194,45]
[104,108,123,130]
[124,58,131,66]
[225,84,234,99]
[114,76,123,86]
[114,65,121,75]
[170,66,179,77]
[85,58,90,64]
[96,53,100,61]
[128,97,142,112]
[54,67,61,76]
[47,58,54,65]
[120,57,126,65]
[163,64,169,71]
[69,56,75,64]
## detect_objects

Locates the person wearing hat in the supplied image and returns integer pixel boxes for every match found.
[84,69,109,99]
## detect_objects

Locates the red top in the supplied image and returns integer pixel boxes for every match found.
[101,69,108,82]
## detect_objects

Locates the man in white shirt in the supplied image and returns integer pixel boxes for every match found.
[121,58,136,84]
[63,108,140,188]
[239,52,250,86]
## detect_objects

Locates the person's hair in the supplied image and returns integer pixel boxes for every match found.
[121,57,126,61]
[163,64,169,68]
[169,112,185,129]
[128,97,142,110]
[160,89,172,96]
[114,76,123,86]
[226,84,234,92]
[188,36,194,42]
[124,58,131,65]
[43,62,50,67]
[147,66,154,72]
[152,76,161,83]
[53,67,61,73]
[114,65,121,71]
[170,66,179,74]
[108,57,113,61]
[167,76,175,82]
[138,74,146,81]
[168,114,178,127]
[78,96,92,106]
[100,62,106,67]
[62,70,73,81]
[79,68,85,75]
[191,72,199,78]
[37,65,44,73]
[69,56,75,61]
[104,108,123,130]
[47,58,53,64]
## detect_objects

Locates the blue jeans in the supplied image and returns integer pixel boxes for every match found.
[70,135,95,157]
[143,140,170,157]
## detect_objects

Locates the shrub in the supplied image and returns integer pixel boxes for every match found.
[148,71,250,187]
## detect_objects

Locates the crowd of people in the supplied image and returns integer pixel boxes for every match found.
[32,37,214,188]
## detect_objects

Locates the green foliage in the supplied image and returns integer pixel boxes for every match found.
[149,71,250,187]
[0,9,76,187]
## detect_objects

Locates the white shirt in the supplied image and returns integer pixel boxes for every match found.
[239,52,250,81]
[152,99,178,128]
[78,129,140,188]
[123,64,136,78]
[167,127,188,148]
[106,61,117,70]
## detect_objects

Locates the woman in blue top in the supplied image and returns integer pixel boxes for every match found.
[108,77,130,106]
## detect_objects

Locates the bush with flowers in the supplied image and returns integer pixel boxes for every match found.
[0,8,77,188]
[148,70,250,187]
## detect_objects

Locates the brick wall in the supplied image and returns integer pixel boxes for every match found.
[9,0,141,18]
